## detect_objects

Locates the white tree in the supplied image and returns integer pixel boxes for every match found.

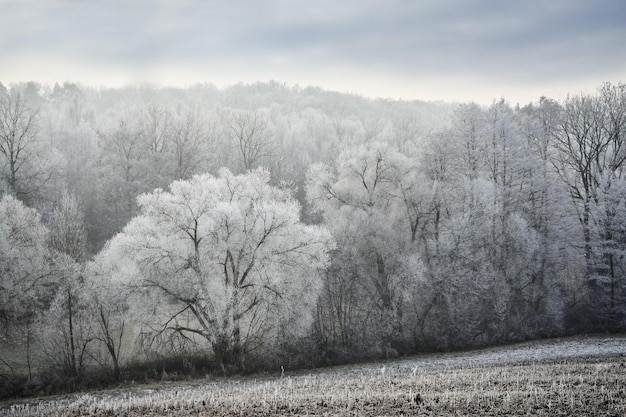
[0,195,55,377]
[39,190,90,378]
[307,143,417,353]
[519,97,573,333]
[552,83,626,329]
[99,168,333,371]
[83,252,129,380]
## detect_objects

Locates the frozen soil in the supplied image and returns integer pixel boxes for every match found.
[2,334,626,416]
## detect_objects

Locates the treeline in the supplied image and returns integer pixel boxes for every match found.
[0,80,624,397]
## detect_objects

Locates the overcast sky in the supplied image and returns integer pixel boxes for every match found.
[1,0,624,104]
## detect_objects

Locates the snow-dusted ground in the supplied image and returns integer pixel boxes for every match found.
[2,334,625,416]
[384,333,626,373]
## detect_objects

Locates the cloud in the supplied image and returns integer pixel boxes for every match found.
[1,0,624,103]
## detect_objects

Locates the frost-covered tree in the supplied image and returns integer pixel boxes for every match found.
[94,115,153,240]
[0,88,59,202]
[39,190,90,378]
[222,108,276,172]
[0,195,55,377]
[398,101,568,348]
[166,108,216,181]
[553,83,626,329]
[83,252,129,380]
[100,168,333,371]
[0,91,38,196]
[445,101,567,341]
[519,97,574,333]
[307,143,418,353]
[0,196,54,331]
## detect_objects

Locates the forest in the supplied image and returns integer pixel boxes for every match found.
[0,80,624,397]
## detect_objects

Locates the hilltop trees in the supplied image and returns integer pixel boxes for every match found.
[99,169,334,371]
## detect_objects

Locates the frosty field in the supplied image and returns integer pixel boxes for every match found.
[2,335,625,416]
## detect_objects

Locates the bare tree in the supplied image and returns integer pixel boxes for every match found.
[44,190,90,377]
[142,105,171,155]
[0,90,49,200]
[223,109,275,172]
[96,118,149,232]
[167,109,209,181]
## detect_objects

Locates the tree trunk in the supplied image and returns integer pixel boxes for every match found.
[99,306,123,381]
[212,332,244,374]
[67,288,78,377]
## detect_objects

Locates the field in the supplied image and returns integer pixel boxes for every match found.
[2,335,625,416]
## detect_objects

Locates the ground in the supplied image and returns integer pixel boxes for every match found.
[1,335,625,416]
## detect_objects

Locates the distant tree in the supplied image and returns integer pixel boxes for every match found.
[390,113,425,155]
[166,108,213,181]
[140,104,172,188]
[95,116,151,235]
[99,169,333,371]
[222,108,276,172]
[142,104,170,155]
[449,102,486,183]
[49,190,87,262]
[0,88,56,201]
[51,82,90,127]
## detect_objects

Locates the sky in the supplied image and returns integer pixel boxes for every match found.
[1,0,624,105]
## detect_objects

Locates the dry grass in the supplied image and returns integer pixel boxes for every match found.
[2,337,626,416]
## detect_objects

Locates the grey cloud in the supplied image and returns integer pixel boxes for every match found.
[217,0,625,80]
[0,0,624,101]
